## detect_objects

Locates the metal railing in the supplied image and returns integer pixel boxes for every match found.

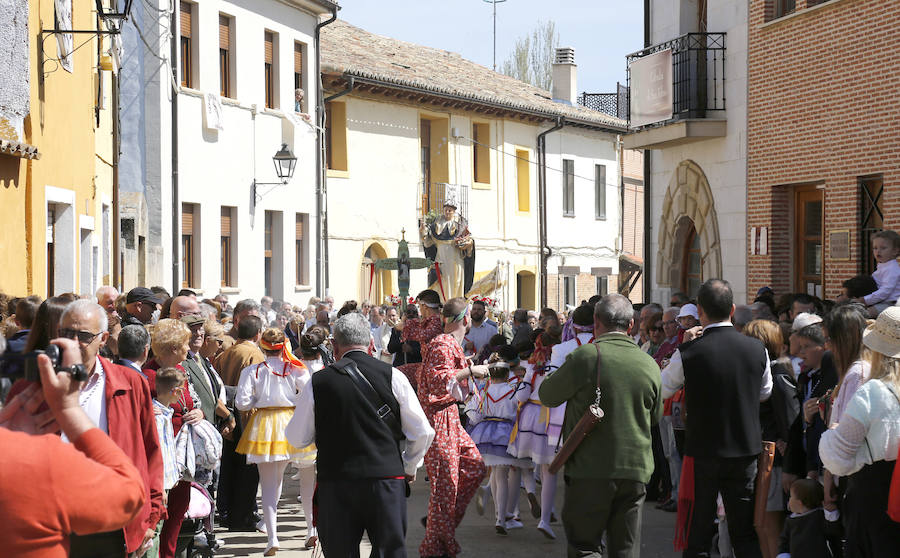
[626,32,726,128]
[419,182,469,221]
[578,83,630,120]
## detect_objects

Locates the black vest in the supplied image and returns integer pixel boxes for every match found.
[680,325,767,458]
[311,350,405,480]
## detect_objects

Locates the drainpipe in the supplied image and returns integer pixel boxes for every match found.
[537,117,564,308]
[642,0,652,302]
[112,71,121,290]
[314,7,338,297]
[170,8,180,292]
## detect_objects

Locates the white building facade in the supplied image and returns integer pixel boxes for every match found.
[321,21,625,311]
[625,0,748,303]
[119,0,336,303]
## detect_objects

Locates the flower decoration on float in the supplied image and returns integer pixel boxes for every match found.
[385,294,402,307]
[471,295,498,308]
[407,296,417,306]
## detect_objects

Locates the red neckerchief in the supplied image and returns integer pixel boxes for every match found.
[575,334,595,346]
[255,360,293,378]
[485,385,516,402]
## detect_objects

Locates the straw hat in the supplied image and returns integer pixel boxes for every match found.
[862,306,900,358]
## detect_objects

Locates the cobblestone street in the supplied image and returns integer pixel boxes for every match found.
[217,469,680,557]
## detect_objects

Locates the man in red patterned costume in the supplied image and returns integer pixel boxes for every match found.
[397,289,445,391]
[416,297,489,557]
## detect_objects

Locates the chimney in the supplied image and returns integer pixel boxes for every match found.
[551,47,577,105]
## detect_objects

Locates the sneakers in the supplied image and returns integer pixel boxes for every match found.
[527,492,541,519]
[537,521,556,540]
[494,522,508,536]
[255,519,267,534]
[504,518,524,530]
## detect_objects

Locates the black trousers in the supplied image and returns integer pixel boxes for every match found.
[648,423,672,500]
[217,436,259,526]
[684,455,761,558]
[318,478,408,558]
[69,530,126,558]
[844,459,900,557]
[562,476,646,558]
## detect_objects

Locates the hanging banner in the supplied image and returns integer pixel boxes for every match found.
[629,49,672,127]
[55,0,74,73]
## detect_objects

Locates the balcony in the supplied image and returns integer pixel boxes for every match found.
[419,182,470,221]
[624,32,727,150]
[577,83,629,120]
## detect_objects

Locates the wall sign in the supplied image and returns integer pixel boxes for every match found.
[829,230,851,261]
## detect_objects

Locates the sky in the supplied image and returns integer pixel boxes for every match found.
[334,1,645,94]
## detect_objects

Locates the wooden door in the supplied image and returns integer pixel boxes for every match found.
[794,186,824,298]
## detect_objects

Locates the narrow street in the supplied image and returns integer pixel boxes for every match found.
[217,469,680,557]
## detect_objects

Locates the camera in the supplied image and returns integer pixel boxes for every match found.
[23,344,88,383]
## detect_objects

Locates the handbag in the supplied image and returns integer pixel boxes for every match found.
[548,343,605,475]
[753,441,776,528]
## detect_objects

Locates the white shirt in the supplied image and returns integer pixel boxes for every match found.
[865,258,900,306]
[234,356,308,411]
[829,360,870,428]
[549,332,594,372]
[467,382,519,424]
[819,379,900,476]
[82,357,108,434]
[188,352,226,403]
[284,351,435,477]
[466,320,498,354]
[660,321,773,401]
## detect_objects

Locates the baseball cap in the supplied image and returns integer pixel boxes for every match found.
[756,286,774,297]
[126,287,165,305]
[180,314,205,327]
[677,303,699,320]
[792,312,822,332]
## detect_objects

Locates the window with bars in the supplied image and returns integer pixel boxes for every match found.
[181,204,198,288]
[563,159,575,216]
[221,207,235,286]
[860,175,884,275]
[264,31,277,109]
[595,164,607,220]
[296,214,309,285]
[179,2,194,88]
[219,15,232,98]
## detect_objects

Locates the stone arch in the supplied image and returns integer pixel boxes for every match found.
[360,241,393,304]
[656,160,722,289]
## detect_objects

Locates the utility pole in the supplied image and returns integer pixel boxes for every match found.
[482,0,507,71]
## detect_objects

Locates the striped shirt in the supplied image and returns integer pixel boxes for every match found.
[153,399,180,491]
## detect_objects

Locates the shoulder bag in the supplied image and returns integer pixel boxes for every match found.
[330,357,405,442]
[548,343,605,474]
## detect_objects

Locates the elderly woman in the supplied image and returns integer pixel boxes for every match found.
[145,318,203,558]
[199,319,227,363]
[235,328,313,555]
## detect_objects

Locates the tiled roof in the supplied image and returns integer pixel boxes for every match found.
[0,139,40,159]
[321,19,627,131]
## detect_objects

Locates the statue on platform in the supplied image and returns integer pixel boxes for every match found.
[420,190,475,301]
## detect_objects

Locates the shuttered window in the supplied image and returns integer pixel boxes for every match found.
[264,32,275,108]
[179,2,193,88]
[293,42,304,110]
[563,159,575,216]
[296,214,308,285]
[181,204,196,287]
[219,15,231,97]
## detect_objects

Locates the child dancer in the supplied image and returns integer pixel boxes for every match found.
[467,357,530,535]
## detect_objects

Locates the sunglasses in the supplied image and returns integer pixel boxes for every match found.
[59,328,103,344]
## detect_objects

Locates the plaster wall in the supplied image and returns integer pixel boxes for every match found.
[647,0,748,304]
[0,0,30,141]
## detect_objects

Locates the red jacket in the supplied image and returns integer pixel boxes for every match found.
[99,357,165,553]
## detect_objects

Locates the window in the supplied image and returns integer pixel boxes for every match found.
[181,203,197,288]
[516,149,530,212]
[179,2,194,88]
[264,31,278,109]
[264,211,274,296]
[295,213,308,285]
[473,122,490,185]
[596,275,608,296]
[293,41,305,112]
[562,159,575,216]
[220,206,235,286]
[595,164,607,220]
[775,0,795,18]
[860,175,884,275]
[218,15,233,98]
[563,276,576,307]
[325,101,347,172]
[794,186,824,297]
[47,207,56,295]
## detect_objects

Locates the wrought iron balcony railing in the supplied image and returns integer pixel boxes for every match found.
[626,32,726,129]
[577,82,629,120]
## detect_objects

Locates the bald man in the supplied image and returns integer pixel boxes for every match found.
[96,286,119,317]
[169,296,201,320]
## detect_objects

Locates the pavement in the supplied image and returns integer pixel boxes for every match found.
[215,468,681,557]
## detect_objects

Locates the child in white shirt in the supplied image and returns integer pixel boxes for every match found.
[858,230,900,315]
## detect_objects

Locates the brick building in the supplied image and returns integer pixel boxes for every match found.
[746,0,900,300]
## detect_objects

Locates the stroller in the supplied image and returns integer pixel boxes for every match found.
[175,482,220,558]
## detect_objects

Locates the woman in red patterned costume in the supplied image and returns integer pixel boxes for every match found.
[417,297,490,558]
[397,289,444,391]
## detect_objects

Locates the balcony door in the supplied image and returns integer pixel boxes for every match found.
[794,186,824,298]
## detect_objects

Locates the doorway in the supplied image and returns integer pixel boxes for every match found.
[794,185,824,297]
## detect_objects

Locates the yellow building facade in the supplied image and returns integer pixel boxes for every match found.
[0,0,114,298]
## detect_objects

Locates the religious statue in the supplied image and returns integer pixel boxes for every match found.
[375,229,433,311]
[420,190,475,301]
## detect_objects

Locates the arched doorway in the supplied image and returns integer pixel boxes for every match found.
[657,160,722,294]
[360,243,393,304]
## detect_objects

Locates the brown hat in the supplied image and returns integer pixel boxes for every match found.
[180,314,205,327]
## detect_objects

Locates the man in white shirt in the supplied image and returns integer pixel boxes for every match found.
[286,313,434,557]
[464,300,498,355]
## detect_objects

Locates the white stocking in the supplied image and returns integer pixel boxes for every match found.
[492,466,510,526]
[540,464,557,525]
[297,465,317,538]
[257,461,288,549]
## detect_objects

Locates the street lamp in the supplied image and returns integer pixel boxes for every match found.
[253,144,298,203]
[95,0,135,22]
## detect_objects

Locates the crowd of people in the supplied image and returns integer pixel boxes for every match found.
[1,230,900,558]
